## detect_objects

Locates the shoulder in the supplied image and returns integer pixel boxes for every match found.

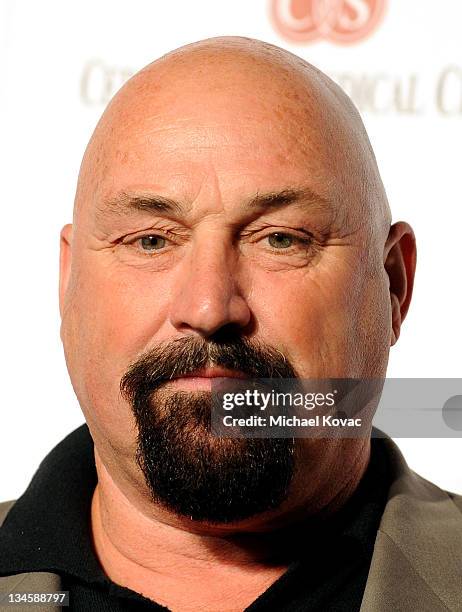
[446,489,462,512]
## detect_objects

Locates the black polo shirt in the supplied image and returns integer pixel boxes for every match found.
[0,425,391,611]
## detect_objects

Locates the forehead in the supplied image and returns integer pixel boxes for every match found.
[96,98,336,206]
[78,56,363,228]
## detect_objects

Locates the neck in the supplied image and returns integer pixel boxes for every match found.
[90,439,370,610]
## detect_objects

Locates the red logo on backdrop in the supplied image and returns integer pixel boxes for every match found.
[271,0,387,44]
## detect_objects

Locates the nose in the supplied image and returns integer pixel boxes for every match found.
[168,240,251,338]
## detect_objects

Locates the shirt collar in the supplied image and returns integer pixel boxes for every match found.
[0,424,390,580]
[0,425,105,582]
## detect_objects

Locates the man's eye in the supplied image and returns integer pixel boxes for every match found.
[139,235,167,250]
[266,232,308,249]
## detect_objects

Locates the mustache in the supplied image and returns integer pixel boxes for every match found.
[120,334,297,402]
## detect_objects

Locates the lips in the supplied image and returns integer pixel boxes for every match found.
[172,367,250,380]
[164,367,250,392]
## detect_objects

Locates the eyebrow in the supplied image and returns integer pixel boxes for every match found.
[102,191,183,216]
[247,187,333,213]
[98,186,334,221]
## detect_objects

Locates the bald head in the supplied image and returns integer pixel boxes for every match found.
[74,36,391,242]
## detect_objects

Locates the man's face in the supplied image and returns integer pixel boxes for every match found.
[59,54,392,523]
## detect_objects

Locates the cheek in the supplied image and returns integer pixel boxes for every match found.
[72,253,173,359]
[249,255,390,378]
[61,255,172,442]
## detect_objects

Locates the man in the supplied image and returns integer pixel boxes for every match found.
[0,36,460,611]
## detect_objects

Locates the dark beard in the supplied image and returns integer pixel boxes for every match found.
[120,333,297,523]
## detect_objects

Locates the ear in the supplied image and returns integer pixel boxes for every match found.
[59,224,73,318]
[384,221,417,345]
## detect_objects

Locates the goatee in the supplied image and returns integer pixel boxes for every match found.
[120,333,296,523]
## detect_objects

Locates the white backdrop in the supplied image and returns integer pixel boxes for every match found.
[1,0,461,500]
